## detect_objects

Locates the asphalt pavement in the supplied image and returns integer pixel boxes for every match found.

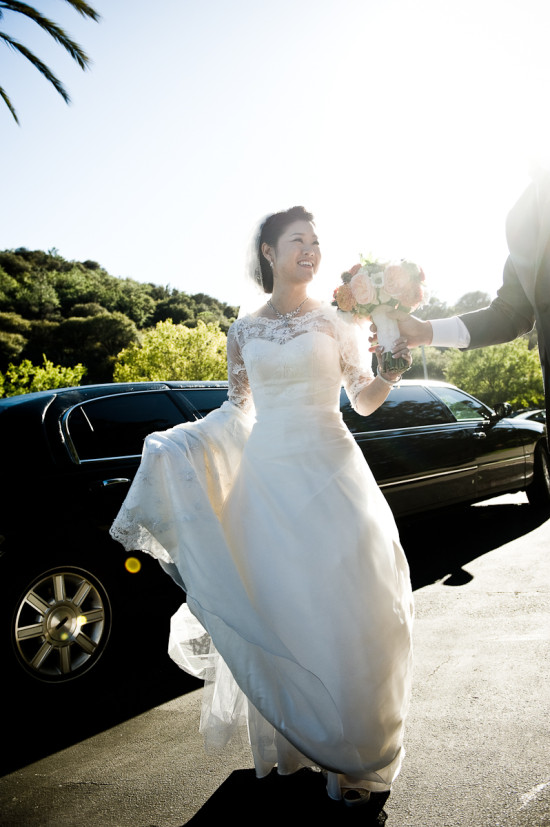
[1,493,549,826]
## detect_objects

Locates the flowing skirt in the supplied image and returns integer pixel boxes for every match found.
[111,401,414,797]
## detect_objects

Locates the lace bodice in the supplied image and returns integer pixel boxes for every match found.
[226,306,374,415]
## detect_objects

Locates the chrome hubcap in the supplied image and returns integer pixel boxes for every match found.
[14,568,110,682]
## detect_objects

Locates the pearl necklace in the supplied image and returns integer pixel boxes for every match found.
[267,297,309,324]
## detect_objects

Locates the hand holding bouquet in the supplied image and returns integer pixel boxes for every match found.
[332,257,427,373]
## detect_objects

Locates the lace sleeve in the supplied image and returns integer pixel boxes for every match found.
[227,322,254,414]
[335,313,374,412]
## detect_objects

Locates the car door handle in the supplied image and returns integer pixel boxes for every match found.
[91,478,131,490]
[471,431,487,440]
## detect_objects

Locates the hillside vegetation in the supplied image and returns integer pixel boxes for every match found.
[0,248,543,410]
[0,248,238,384]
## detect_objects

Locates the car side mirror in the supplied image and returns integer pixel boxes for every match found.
[493,402,513,419]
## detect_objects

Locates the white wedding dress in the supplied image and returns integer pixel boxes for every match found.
[110,305,413,799]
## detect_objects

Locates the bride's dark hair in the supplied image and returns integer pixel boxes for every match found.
[258,206,315,293]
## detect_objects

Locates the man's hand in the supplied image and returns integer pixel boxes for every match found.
[369,309,434,350]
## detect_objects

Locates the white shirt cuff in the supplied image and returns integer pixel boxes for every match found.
[430,317,471,348]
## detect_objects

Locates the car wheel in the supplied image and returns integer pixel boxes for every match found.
[10,564,112,684]
[526,443,550,508]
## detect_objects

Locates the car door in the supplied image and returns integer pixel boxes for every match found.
[60,389,198,529]
[340,384,479,517]
[431,386,528,498]
[173,387,229,417]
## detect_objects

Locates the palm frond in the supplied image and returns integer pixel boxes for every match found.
[62,0,100,23]
[0,0,99,21]
[0,84,19,123]
[0,1,99,124]
[0,1,92,68]
[1,32,70,102]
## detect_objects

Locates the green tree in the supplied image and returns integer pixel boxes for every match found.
[70,301,109,317]
[406,345,454,381]
[450,291,492,315]
[0,265,19,309]
[113,280,156,327]
[0,329,26,364]
[0,310,30,335]
[113,319,227,382]
[0,310,30,366]
[57,311,140,381]
[414,293,451,321]
[0,250,32,277]
[0,354,86,397]
[152,294,196,326]
[0,0,100,124]
[444,338,544,409]
[12,269,61,318]
[51,265,102,313]
[22,318,61,364]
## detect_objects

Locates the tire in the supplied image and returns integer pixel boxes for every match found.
[527,443,550,509]
[9,562,113,685]
[1,537,184,696]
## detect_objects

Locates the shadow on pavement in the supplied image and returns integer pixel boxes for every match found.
[185,768,389,826]
[4,499,547,788]
[186,498,549,824]
[2,657,200,777]
[399,499,549,590]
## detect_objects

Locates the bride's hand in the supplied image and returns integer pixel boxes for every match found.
[375,338,412,382]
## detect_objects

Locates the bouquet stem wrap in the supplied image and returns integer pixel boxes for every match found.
[371,305,409,373]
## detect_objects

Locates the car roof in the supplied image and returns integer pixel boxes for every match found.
[0,380,229,411]
[0,380,231,469]
[1,377,460,413]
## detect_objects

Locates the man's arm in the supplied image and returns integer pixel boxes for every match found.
[458,257,535,349]
[385,256,535,351]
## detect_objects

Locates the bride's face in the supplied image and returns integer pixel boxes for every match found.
[269,220,321,285]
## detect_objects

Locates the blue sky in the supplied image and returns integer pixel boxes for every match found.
[1,0,549,309]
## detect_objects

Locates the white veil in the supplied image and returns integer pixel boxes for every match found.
[236,214,272,319]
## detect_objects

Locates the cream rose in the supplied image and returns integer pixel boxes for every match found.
[383,264,411,298]
[350,270,377,305]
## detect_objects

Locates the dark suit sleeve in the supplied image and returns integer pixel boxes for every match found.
[458,256,535,349]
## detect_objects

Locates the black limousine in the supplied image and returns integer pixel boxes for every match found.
[1,379,547,689]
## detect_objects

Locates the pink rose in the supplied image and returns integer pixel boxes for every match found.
[350,270,377,305]
[397,282,424,310]
[383,265,411,298]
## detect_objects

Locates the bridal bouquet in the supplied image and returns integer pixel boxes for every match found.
[332,257,427,372]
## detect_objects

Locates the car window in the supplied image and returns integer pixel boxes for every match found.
[176,388,228,417]
[341,385,452,433]
[66,392,192,461]
[433,387,491,421]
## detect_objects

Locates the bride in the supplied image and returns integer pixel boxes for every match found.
[110,206,414,808]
